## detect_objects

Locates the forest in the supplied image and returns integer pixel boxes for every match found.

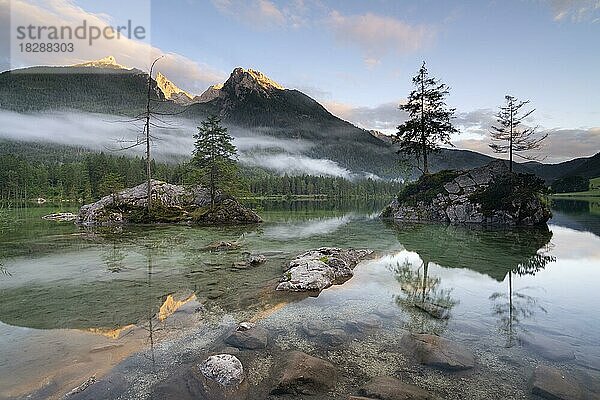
[0,149,402,204]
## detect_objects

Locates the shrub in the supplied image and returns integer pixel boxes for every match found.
[469,173,547,216]
[396,170,461,205]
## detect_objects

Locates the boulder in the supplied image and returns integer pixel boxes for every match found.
[224,322,268,350]
[151,363,249,400]
[519,333,575,362]
[401,333,475,371]
[319,328,349,347]
[276,247,373,293]
[382,160,551,226]
[199,354,244,387]
[271,351,337,395]
[531,365,584,400]
[76,180,261,226]
[359,376,438,400]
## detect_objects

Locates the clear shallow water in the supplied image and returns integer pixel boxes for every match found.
[0,199,599,399]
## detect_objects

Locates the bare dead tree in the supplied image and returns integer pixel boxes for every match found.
[489,95,548,172]
[110,56,189,213]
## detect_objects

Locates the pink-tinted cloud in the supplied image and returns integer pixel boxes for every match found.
[327,11,435,65]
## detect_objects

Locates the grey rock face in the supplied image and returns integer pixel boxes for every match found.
[199,354,244,387]
[383,160,551,226]
[401,333,475,371]
[276,247,373,293]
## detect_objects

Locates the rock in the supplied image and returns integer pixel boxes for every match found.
[531,365,584,400]
[344,315,382,333]
[444,181,461,194]
[413,301,450,319]
[520,333,575,362]
[271,351,337,395]
[67,374,128,400]
[246,254,267,265]
[152,364,249,400]
[301,320,330,337]
[319,328,349,346]
[42,212,77,222]
[224,322,268,349]
[383,160,551,226]
[349,397,377,400]
[199,354,244,386]
[402,333,475,371]
[76,180,261,226]
[359,376,438,400]
[276,247,373,293]
[204,241,240,251]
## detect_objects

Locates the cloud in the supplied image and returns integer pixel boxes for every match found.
[0,109,377,177]
[3,0,225,93]
[327,11,435,65]
[263,215,354,240]
[452,110,600,162]
[547,0,600,22]
[239,152,354,178]
[323,101,408,133]
[211,0,310,29]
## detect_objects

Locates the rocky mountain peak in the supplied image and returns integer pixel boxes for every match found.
[74,55,129,69]
[155,71,196,104]
[222,67,285,97]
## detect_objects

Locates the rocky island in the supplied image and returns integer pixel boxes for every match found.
[76,180,262,226]
[382,161,551,226]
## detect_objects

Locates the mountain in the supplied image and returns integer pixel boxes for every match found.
[73,55,130,70]
[155,71,197,105]
[0,57,596,181]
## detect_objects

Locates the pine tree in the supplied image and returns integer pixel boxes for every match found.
[191,116,238,208]
[489,95,547,172]
[394,62,458,175]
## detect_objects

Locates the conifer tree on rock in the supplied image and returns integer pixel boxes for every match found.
[394,62,458,175]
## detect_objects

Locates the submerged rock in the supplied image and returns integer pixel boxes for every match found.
[224,322,269,350]
[359,376,438,400]
[382,160,551,226]
[271,351,337,395]
[519,333,575,362]
[401,333,475,371]
[76,180,261,226]
[276,247,373,293]
[413,301,451,319]
[531,365,584,400]
[42,212,77,222]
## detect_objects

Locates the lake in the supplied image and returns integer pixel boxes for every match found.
[0,198,599,399]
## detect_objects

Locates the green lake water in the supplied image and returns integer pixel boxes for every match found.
[0,198,599,399]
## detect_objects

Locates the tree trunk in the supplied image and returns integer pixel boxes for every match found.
[420,67,428,175]
[509,101,513,173]
[210,164,215,209]
[145,72,152,212]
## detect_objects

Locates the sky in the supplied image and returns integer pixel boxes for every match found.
[1,0,599,162]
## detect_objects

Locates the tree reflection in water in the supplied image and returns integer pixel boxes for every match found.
[490,241,556,347]
[391,258,458,335]
[386,222,555,338]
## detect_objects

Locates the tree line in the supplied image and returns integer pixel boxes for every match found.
[0,151,400,204]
